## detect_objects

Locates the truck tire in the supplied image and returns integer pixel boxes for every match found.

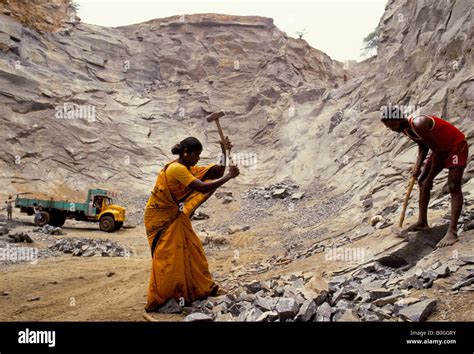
[113,221,123,231]
[50,212,66,227]
[99,215,115,232]
[35,211,51,227]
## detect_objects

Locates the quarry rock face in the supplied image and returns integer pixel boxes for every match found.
[0,1,472,217]
[0,2,472,243]
[0,11,343,199]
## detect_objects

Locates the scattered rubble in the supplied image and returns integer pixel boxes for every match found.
[191,211,210,220]
[33,225,64,235]
[48,238,132,257]
[222,196,234,204]
[244,180,301,201]
[178,256,468,322]
[451,275,474,291]
[227,225,250,235]
[202,235,229,246]
[213,191,235,204]
[3,232,33,243]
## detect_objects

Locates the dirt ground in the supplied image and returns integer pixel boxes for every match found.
[0,194,473,322]
[0,209,273,321]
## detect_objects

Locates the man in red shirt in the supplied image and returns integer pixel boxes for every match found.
[381,106,469,247]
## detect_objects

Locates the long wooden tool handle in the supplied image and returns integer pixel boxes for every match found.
[214,119,226,142]
[143,312,159,322]
[214,120,235,166]
[399,176,417,227]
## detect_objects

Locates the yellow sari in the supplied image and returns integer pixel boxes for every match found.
[144,160,219,311]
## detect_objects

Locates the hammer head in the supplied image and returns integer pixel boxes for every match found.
[206,111,225,122]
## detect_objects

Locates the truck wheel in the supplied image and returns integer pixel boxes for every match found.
[35,211,50,227]
[99,215,115,232]
[50,212,66,227]
[113,221,123,231]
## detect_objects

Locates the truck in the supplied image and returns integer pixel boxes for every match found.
[14,189,126,232]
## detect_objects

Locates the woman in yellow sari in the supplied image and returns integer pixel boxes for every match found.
[144,136,239,312]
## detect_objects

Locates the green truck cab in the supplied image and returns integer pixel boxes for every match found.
[15,189,126,232]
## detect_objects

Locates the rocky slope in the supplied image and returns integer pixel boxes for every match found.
[0,10,344,201]
[0,1,471,209]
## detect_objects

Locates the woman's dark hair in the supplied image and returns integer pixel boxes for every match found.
[171,137,203,155]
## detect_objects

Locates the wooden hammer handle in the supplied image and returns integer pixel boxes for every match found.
[214,119,226,142]
[399,176,417,227]
[209,115,235,166]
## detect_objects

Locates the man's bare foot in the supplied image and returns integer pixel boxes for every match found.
[404,221,431,232]
[437,231,458,248]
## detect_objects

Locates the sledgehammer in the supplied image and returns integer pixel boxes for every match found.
[206,111,235,166]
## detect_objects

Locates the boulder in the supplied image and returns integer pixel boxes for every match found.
[398,299,437,322]
[237,292,256,302]
[464,221,474,231]
[158,298,182,314]
[393,297,421,313]
[211,303,227,315]
[243,307,264,322]
[275,297,300,320]
[400,275,424,290]
[295,300,317,322]
[433,266,450,278]
[368,288,392,300]
[255,310,278,322]
[315,302,332,322]
[373,293,404,307]
[451,277,474,291]
[254,296,277,312]
[334,309,358,322]
[328,275,349,292]
[330,287,344,306]
[460,256,474,265]
[362,262,378,273]
[183,312,214,322]
[291,192,305,200]
[245,280,265,294]
[372,307,392,320]
[302,276,328,305]
[271,188,287,199]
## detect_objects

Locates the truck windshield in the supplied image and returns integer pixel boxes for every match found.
[105,197,113,205]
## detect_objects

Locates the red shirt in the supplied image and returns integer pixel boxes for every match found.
[404,115,465,152]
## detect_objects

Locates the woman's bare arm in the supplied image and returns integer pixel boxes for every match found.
[188,165,239,194]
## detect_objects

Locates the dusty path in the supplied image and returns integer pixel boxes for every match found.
[0,203,275,321]
[0,220,156,321]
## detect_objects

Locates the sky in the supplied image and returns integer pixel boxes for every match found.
[75,0,386,62]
